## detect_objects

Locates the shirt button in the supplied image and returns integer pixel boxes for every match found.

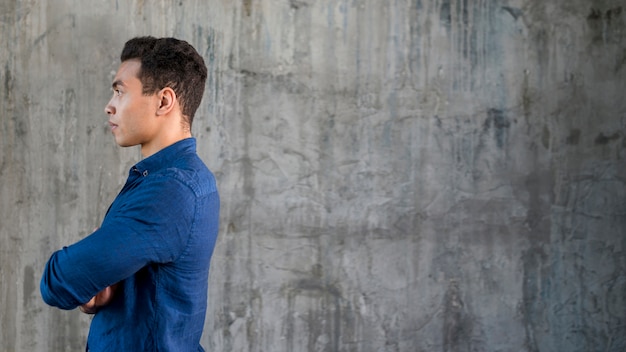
[143,170,149,177]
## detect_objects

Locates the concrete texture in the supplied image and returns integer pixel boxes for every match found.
[1,0,625,351]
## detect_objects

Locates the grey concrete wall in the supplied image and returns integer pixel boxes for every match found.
[1,0,624,351]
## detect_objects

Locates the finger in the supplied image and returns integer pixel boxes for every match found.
[79,296,97,314]
[95,286,114,306]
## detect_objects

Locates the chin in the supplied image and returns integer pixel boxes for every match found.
[114,139,131,147]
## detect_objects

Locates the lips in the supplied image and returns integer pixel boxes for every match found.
[108,121,118,132]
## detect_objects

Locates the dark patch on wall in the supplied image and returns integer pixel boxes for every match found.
[455,0,468,27]
[484,108,510,148]
[606,6,623,23]
[595,132,620,145]
[521,248,546,352]
[617,48,626,73]
[534,28,550,77]
[525,169,553,240]
[60,88,75,118]
[542,125,550,149]
[22,265,35,308]
[502,6,523,21]
[440,0,451,28]
[285,278,344,352]
[3,63,11,101]
[242,0,253,16]
[566,128,581,145]
[521,166,553,351]
[522,76,532,120]
[408,0,423,77]
[194,24,218,113]
[290,0,309,10]
[586,7,622,22]
[587,8,602,21]
[442,280,473,352]
[32,14,76,48]
[217,222,238,351]
[12,107,28,138]
[587,7,624,44]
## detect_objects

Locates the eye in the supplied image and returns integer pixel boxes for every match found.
[114,89,122,97]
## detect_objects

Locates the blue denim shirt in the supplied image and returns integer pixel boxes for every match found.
[41,138,220,351]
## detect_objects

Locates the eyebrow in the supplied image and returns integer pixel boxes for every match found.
[111,80,125,89]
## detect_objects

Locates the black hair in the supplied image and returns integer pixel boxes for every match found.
[120,36,208,127]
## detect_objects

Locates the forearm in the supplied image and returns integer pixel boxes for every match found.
[40,229,126,310]
[40,248,92,309]
[40,223,163,310]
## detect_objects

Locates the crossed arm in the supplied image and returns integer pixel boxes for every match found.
[74,229,118,315]
[40,176,193,313]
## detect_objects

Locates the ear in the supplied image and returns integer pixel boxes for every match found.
[155,87,177,116]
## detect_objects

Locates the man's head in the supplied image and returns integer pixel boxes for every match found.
[119,36,208,127]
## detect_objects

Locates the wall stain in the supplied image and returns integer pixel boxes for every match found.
[521,248,546,352]
[502,6,523,21]
[617,48,626,73]
[587,8,602,21]
[290,0,309,10]
[521,165,553,351]
[606,7,623,23]
[442,279,472,352]
[484,108,511,148]
[284,277,344,352]
[22,265,35,308]
[586,6,624,44]
[32,14,76,48]
[542,125,550,149]
[566,129,581,145]
[242,0,252,17]
[594,132,620,145]
[3,63,11,101]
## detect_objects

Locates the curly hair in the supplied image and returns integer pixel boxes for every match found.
[120,37,208,127]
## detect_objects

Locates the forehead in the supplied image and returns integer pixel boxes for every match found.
[113,59,142,86]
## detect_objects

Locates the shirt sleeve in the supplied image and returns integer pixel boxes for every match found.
[40,174,196,310]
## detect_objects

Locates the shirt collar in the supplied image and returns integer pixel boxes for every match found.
[131,138,197,177]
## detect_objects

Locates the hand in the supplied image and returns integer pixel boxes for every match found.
[79,283,118,314]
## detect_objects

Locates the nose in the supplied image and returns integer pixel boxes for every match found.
[105,99,115,115]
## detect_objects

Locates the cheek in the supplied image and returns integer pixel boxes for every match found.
[118,99,138,121]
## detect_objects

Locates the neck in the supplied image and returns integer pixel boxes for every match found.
[141,122,192,158]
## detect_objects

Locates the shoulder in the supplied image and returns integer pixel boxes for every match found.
[156,155,217,197]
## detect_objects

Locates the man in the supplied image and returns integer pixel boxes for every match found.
[40,37,220,351]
